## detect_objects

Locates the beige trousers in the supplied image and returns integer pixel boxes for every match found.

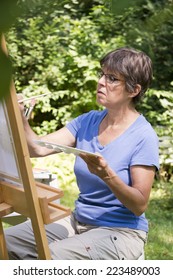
[5,213,147,260]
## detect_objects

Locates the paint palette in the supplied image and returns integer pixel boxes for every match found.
[33,140,97,157]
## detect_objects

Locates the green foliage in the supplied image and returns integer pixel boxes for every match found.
[137,89,173,130]
[145,181,173,259]
[137,89,173,180]
[111,0,143,15]
[7,2,125,132]
[5,0,173,177]
[114,0,173,91]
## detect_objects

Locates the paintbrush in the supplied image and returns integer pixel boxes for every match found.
[18,92,51,103]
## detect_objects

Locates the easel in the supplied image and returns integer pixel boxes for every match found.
[0,35,71,260]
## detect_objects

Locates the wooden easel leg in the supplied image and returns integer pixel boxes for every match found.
[0,219,9,260]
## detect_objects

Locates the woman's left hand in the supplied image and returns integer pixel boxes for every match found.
[80,153,114,180]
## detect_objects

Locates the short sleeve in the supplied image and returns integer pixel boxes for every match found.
[65,113,88,138]
[130,131,160,171]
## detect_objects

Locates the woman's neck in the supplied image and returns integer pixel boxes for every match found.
[105,106,139,127]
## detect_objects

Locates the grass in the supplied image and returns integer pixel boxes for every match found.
[3,154,173,260]
[145,181,173,259]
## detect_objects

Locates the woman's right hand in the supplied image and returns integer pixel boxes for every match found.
[17,94,25,117]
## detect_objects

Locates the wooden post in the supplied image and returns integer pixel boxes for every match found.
[0,219,9,260]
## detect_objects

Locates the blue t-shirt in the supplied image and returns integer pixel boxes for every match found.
[66,110,159,232]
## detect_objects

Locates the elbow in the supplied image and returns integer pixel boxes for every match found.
[133,204,147,216]
[134,210,144,217]
[28,146,43,158]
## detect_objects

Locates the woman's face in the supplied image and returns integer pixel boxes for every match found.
[96,68,132,109]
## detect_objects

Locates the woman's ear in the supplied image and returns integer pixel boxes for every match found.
[129,84,141,98]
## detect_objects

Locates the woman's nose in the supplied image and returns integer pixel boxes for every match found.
[98,74,106,85]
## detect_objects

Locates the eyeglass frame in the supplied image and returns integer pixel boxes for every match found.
[97,69,124,84]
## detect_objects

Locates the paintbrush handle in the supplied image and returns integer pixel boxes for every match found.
[18,92,51,103]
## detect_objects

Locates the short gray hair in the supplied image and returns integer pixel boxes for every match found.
[100,47,153,104]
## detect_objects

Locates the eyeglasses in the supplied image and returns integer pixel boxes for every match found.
[97,69,122,84]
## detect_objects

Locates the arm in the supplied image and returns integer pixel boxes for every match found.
[19,100,76,157]
[80,154,155,216]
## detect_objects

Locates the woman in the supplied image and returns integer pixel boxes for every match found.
[5,47,159,260]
